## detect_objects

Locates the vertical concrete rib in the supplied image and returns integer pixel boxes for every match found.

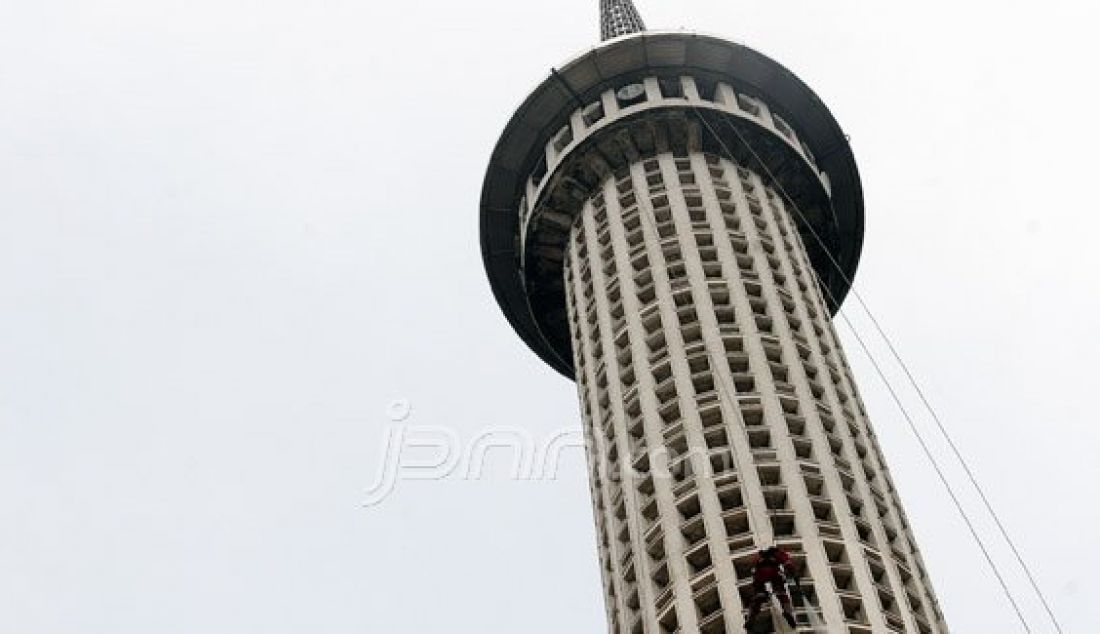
[599,169,699,633]
[566,234,635,632]
[577,197,661,632]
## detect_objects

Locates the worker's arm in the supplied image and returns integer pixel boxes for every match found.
[781,552,800,581]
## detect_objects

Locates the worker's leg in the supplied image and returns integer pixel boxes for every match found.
[774,581,797,628]
[745,578,770,622]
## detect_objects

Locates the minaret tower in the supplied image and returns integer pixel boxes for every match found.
[480,2,948,632]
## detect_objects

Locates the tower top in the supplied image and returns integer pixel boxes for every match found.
[600,0,647,40]
[480,32,864,378]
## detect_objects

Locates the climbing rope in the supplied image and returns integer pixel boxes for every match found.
[688,105,1056,632]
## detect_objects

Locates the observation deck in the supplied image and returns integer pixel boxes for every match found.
[480,32,864,379]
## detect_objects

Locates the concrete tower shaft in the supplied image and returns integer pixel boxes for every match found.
[564,139,947,632]
[479,16,949,634]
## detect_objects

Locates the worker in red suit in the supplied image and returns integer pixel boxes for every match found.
[745,546,800,628]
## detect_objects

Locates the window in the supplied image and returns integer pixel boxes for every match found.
[737,93,763,117]
[658,76,684,99]
[551,123,573,153]
[695,77,718,102]
[582,101,605,127]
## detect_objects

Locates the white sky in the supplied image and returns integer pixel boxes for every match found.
[1,0,1098,632]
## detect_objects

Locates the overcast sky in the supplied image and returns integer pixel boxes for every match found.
[1,0,1098,632]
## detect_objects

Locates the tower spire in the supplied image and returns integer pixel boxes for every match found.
[600,0,647,41]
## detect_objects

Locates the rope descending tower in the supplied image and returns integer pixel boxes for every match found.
[481,2,950,631]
